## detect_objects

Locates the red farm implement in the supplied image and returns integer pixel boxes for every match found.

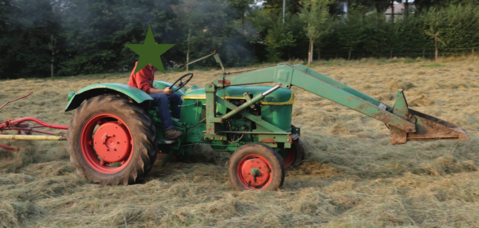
[0,92,68,153]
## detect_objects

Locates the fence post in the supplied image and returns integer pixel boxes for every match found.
[390,49,393,59]
[473,48,475,61]
[422,49,425,59]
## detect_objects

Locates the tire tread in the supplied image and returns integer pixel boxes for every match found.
[67,94,157,185]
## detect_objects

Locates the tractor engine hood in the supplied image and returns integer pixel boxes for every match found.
[183,86,294,105]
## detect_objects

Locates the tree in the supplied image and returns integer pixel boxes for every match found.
[423,4,479,60]
[48,35,58,80]
[299,0,332,65]
[175,0,254,67]
[372,0,391,16]
[264,0,303,14]
[228,0,255,29]
[0,0,63,78]
[264,18,296,62]
[59,0,179,76]
[415,0,478,14]
[336,10,366,60]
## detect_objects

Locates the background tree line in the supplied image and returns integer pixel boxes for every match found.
[0,0,478,78]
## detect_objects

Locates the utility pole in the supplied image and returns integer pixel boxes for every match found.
[283,0,286,23]
[186,29,191,71]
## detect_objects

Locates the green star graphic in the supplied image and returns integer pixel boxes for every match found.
[125,27,174,74]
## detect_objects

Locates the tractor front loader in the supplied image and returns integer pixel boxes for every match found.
[1,52,469,190]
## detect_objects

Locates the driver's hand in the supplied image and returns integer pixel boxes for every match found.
[164,87,172,95]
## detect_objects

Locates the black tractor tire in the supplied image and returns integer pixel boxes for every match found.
[284,138,306,169]
[228,143,285,191]
[67,94,157,185]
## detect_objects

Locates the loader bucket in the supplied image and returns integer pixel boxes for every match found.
[389,90,470,145]
[406,109,469,141]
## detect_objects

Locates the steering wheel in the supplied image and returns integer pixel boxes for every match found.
[169,73,194,93]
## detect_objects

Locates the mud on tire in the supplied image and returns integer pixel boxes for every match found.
[67,94,157,185]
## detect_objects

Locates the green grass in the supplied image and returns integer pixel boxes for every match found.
[404,59,421,64]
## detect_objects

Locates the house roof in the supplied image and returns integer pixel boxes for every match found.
[385,3,415,15]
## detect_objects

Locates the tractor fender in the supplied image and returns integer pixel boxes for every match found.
[65,83,152,111]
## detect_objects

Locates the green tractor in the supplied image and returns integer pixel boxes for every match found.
[65,53,469,190]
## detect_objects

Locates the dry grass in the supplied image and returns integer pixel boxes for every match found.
[1,58,479,227]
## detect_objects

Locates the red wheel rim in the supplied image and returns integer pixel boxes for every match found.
[283,148,295,168]
[81,114,133,174]
[237,154,273,190]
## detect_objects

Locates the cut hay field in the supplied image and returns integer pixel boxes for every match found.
[1,58,479,227]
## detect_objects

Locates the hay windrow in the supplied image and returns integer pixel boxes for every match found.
[408,94,435,107]
[386,78,415,91]
[0,200,40,228]
[0,59,478,227]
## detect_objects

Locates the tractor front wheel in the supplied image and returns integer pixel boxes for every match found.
[67,94,157,185]
[228,143,285,191]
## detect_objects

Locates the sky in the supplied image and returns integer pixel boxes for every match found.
[254,0,264,7]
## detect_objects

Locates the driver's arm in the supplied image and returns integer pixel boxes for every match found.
[149,87,171,95]
[147,66,171,94]
[148,77,171,94]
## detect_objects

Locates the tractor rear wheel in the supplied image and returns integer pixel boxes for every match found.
[283,138,305,169]
[67,94,157,185]
[228,143,285,191]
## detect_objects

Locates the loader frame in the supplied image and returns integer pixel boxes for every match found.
[199,54,469,146]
